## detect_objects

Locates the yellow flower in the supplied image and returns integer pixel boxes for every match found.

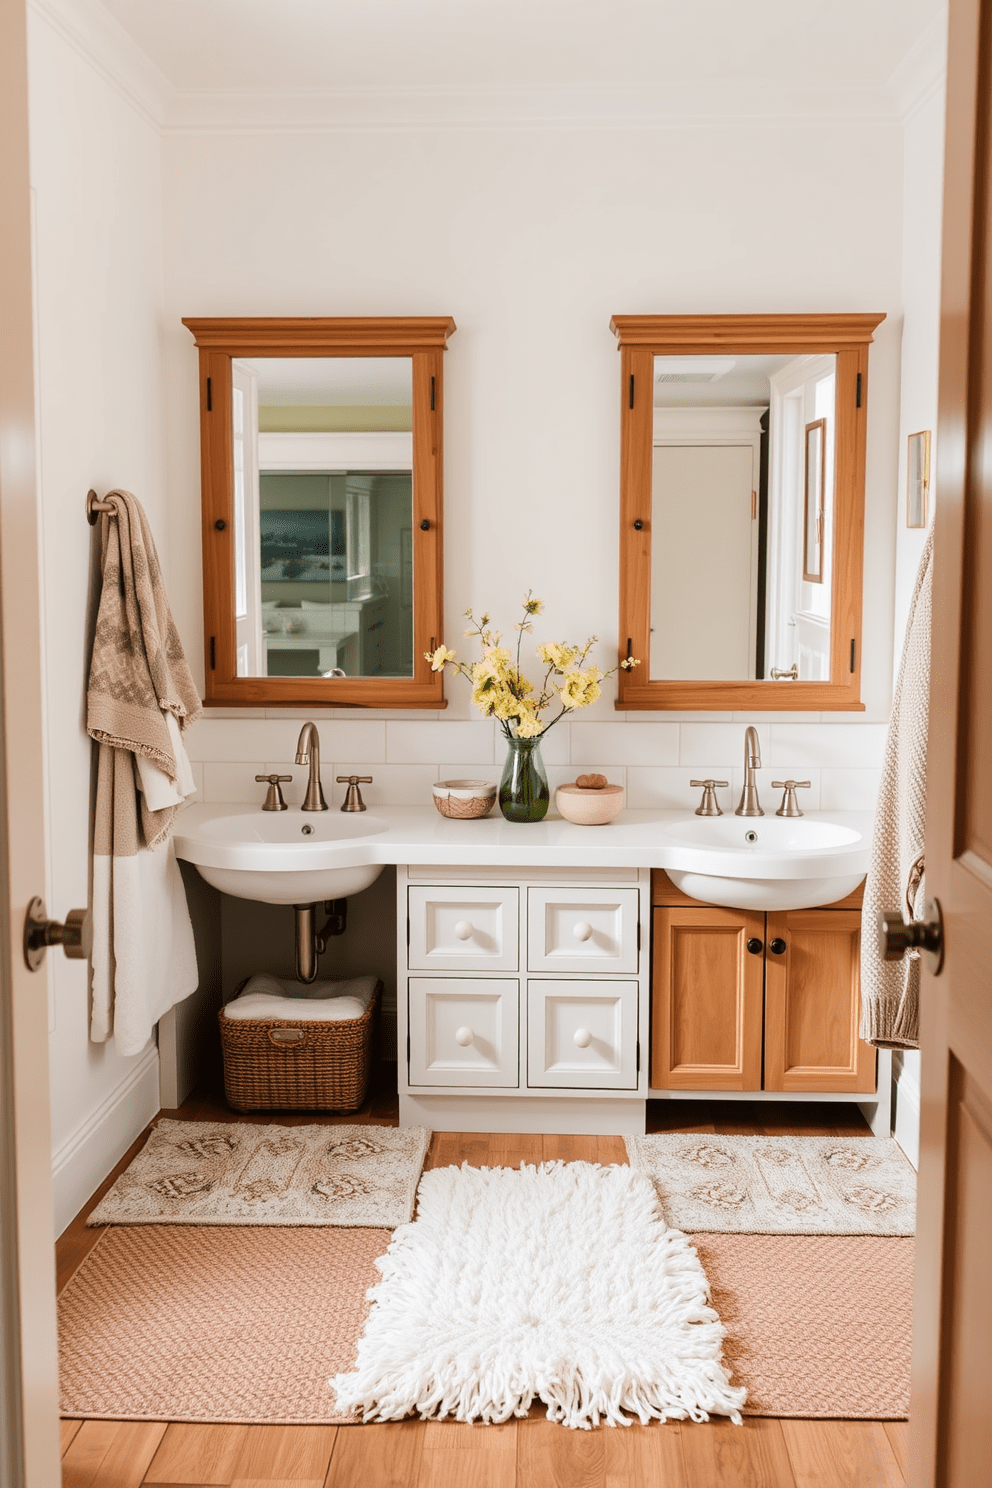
[557,666,603,710]
[537,641,578,672]
[522,595,544,616]
[514,711,544,738]
[426,644,456,672]
[620,656,641,670]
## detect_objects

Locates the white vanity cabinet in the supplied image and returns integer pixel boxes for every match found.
[397,866,651,1134]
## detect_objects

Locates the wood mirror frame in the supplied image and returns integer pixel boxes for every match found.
[183,315,455,707]
[612,312,885,711]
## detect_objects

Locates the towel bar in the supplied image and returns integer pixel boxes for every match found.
[86,488,116,524]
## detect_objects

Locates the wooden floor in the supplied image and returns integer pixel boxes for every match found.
[57,1070,911,1488]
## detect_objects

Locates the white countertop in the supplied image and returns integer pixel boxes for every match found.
[174,803,872,882]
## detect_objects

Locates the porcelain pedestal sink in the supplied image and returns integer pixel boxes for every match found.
[660,813,869,911]
[173,806,389,905]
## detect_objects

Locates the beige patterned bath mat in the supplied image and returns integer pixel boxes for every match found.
[625,1134,915,1235]
[87,1120,430,1228]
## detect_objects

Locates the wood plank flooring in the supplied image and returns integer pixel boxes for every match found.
[57,1076,910,1487]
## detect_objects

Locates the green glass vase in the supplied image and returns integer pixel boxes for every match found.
[499,734,550,823]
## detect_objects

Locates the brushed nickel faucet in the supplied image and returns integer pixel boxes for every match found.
[295,722,328,812]
[735,726,764,817]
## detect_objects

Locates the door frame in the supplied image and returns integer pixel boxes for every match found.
[0,0,62,1481]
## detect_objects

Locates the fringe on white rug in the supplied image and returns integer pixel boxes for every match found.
[332,1160,746,1430]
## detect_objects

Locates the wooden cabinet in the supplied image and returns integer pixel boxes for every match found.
[650,872,875,1095]
[651,907,764,1090]
[763,909,875,1092]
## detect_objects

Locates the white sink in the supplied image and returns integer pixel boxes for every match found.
[659,811,870,911]
[174,805,389,905]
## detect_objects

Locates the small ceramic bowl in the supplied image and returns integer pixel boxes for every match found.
[433,779,497,820]
[555,783,625,826]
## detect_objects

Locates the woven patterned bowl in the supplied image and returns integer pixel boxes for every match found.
[555,783,625,825]
[433,780,497,820]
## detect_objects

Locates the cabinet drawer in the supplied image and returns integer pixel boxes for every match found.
[526,979,639,1090]
[408,886,518,971]
[527,887,639,973]
[408,978,519,1087]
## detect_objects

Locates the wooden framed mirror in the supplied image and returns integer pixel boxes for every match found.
[612,313,884,711]
[183,316,455,707]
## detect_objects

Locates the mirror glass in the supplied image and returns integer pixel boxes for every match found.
[650,352,836,682]
[230,356,414,679]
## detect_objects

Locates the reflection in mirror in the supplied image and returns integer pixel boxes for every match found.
[231,357,414,680]
[650,353,836,683]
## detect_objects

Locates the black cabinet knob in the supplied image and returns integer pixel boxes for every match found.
[214,518,226,531]
[770,938,787,955]
[420,518,430,531]
[746,937,763,955]
[633,518,644,531]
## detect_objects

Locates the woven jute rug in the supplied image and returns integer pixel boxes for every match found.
[625,1134,915,1235]
[87,1120,430,1228]
[58,1209,912,1423]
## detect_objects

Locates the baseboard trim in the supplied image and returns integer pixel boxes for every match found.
[893,1068,920,1169]
[51,1046,160,1236]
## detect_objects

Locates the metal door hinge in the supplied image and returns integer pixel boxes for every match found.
[206,376,212,411]
[856,373,862,408]
[210,636,216,670]
[628,374,635,409]
[430,375,436,411]
[850,638,856,673]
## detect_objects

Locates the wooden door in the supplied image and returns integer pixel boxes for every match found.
[910,0,992,1481]
[651,906,764,1090]
[763,909,876,1093]
[0,0,62,1480]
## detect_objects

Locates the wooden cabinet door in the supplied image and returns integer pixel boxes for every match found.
[763,909,876,1092]
[651,906,764,1090]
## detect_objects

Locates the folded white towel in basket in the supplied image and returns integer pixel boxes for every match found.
[223,972,378,1022]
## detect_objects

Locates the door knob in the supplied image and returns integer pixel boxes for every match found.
[878,899,944,976]
[23,897,91,971]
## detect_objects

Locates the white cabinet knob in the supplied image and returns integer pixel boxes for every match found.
[455,1026,474,1046]
[573,921,594,942]
[573,1027,593,1048]
[454,920,474,941]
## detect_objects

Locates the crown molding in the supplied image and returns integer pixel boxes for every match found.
[160,81,905,134]
[29,0,174,129]
[887,9,947,123]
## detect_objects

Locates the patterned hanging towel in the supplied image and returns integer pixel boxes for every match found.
[86,490,202,1057]
[860,527,933,1049]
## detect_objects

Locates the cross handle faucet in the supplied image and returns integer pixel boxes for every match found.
[735,727,764,817]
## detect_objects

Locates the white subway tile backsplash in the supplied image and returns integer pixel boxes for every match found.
[185,719,283,763]
[306,720,386,762]
[188,761,204,798]
[819,768,882,811]
[624,711,735,722]
[627,768,733,813]
[733,711,821,723]
[570,721,678,767]
[201,762,270,803]
[437,764,502,788]
[386,720,494,765]
[769,724,887,769]
[679,722,770,767]
[528,723,570,765]
[329,763,439,808]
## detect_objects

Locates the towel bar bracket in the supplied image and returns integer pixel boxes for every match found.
[86,489,116,525]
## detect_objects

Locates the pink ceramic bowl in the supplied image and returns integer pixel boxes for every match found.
[555,783,625,825]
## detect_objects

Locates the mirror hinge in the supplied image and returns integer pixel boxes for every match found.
[206,376,212,412]
[850,638,856,673]
[628,373,635,410]
[210,636,216,670]
[856,372,862,408]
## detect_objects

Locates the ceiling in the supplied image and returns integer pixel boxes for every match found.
[87,0,944,118]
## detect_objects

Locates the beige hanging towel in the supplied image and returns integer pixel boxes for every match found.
[860,527,933,1049]
[87,489,202,1057]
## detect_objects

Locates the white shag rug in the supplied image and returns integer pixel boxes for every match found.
[625,1134,916,1236]
[332,1161,746,1430]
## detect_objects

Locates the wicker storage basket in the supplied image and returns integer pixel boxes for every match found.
[218,980,381,1113]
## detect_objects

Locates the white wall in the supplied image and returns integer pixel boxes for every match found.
[28,7,167,1232]
[891,78,947,1169]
